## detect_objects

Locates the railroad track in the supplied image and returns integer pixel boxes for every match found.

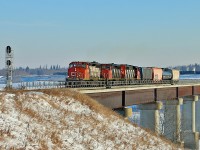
[17,79,200,90]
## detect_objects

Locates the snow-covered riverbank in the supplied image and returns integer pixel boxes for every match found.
[0,89,180,149]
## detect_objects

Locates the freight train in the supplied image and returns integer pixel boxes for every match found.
[66,61,179,88]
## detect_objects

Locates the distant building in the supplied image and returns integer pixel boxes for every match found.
[196,65,200,71]
[192,67,196,72]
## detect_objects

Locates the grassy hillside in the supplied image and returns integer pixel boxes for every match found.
[0,89,181,149]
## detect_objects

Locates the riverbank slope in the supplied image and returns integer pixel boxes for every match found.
[0,89,181,149]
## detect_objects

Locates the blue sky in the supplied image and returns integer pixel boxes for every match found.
[0,0,200,68]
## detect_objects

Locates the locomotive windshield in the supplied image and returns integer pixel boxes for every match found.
[69,63,86,68]
[69,64,73,68]
[102,65,111,69]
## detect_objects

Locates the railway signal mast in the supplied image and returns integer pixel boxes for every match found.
[5,46,13,89]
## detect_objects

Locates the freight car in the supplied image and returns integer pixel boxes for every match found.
[66,61,179,88]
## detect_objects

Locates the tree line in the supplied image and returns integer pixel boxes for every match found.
[0,65,67,76]
[172,63,200,72]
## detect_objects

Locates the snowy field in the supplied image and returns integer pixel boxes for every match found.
[0,75,66,90]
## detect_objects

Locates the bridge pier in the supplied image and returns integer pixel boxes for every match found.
[182,95,199,150]
[163,98,183,143]
[196,97,200,135]
[183,95,198,132]
[124,106,132,118]
[139,102,162,135]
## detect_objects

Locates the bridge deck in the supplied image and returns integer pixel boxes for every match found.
[77,83,200,108]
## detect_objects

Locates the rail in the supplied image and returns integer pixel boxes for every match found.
[19,81,66,89]
[17,79,200,90]
[18,80,176,90]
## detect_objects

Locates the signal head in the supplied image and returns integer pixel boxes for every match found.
[6,60,11,66]
[6,46,11,54]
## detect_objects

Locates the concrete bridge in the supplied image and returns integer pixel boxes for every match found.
[79,83,200,149]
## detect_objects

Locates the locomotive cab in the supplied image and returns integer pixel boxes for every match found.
[67,62,90,80]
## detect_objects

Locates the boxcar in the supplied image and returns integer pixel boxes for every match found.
[152,67,162,81]
[171,69,180,81]
[139,67,153,80]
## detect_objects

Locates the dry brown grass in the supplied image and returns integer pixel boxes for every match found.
[38,89,126,119]
[50,131,62,147]
[42,96,60,110]
[39,140,49,150]
[14,97,23,110]
[1,88,124,121]
[0,93,6,113]
[23,108,42,122]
